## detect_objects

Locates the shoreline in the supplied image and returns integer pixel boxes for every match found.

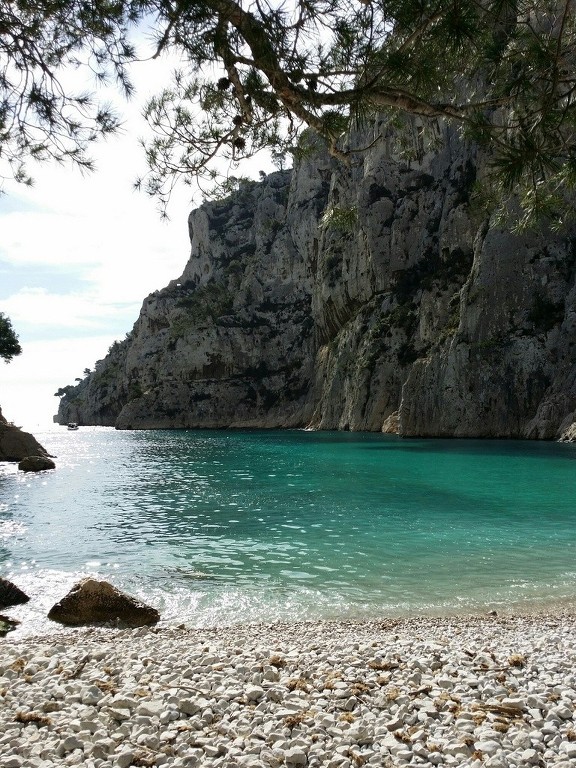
[2,613,576,767]
[4,605,576,644]
[6,591,576,644]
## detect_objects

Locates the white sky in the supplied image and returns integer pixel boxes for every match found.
[0,52,272,431]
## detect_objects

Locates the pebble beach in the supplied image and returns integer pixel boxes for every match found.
[1,614,576,768]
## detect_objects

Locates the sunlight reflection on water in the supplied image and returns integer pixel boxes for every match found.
[2,427,576,636]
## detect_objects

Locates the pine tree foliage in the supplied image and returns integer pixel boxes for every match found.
[0,1,144,185]
[0,312,22,362]
[1,1,575,221]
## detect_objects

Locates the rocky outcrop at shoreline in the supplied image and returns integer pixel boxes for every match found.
[1,615,576,767]
[0,407,51,464]
[55,124,576,439]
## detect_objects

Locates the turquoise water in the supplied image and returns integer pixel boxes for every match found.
[1,427,576,635]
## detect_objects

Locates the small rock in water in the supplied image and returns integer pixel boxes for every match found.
[18,455,56,472]
[0,613,21,636]
[0,576,30,609]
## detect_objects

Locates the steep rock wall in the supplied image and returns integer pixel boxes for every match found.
[58,156,332,429]
[400,226,576,438]
[56,126,576,439]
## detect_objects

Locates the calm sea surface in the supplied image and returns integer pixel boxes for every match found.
[2,427,576,636]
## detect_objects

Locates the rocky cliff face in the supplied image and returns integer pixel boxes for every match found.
[56,125,576,439]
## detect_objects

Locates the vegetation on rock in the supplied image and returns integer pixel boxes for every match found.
[0,312,22,363]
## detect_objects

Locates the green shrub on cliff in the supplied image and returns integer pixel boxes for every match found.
[175,283,233,327]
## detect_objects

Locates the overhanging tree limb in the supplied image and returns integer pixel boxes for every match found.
[0,1,575,222]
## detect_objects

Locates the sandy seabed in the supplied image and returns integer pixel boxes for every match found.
[1,614,576,767]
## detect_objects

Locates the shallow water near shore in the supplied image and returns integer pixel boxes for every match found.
[1,427,576,637]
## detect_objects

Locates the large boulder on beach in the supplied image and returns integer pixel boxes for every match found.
[47,578,160,627]
[0,577,30,609]
[18,455,56,472]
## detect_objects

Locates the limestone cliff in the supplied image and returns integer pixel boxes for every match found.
[56,126,576,439]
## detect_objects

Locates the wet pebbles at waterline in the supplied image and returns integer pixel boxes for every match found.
[1,614,576,767]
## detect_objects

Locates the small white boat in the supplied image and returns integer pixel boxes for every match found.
[67,422,79,430]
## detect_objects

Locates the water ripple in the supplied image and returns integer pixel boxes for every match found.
[1,427,576,637]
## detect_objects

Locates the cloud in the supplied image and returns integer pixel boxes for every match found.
[1,287,134,336]
[0,167,191,274]
[0,204,189,300]
[1,212,100,267]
